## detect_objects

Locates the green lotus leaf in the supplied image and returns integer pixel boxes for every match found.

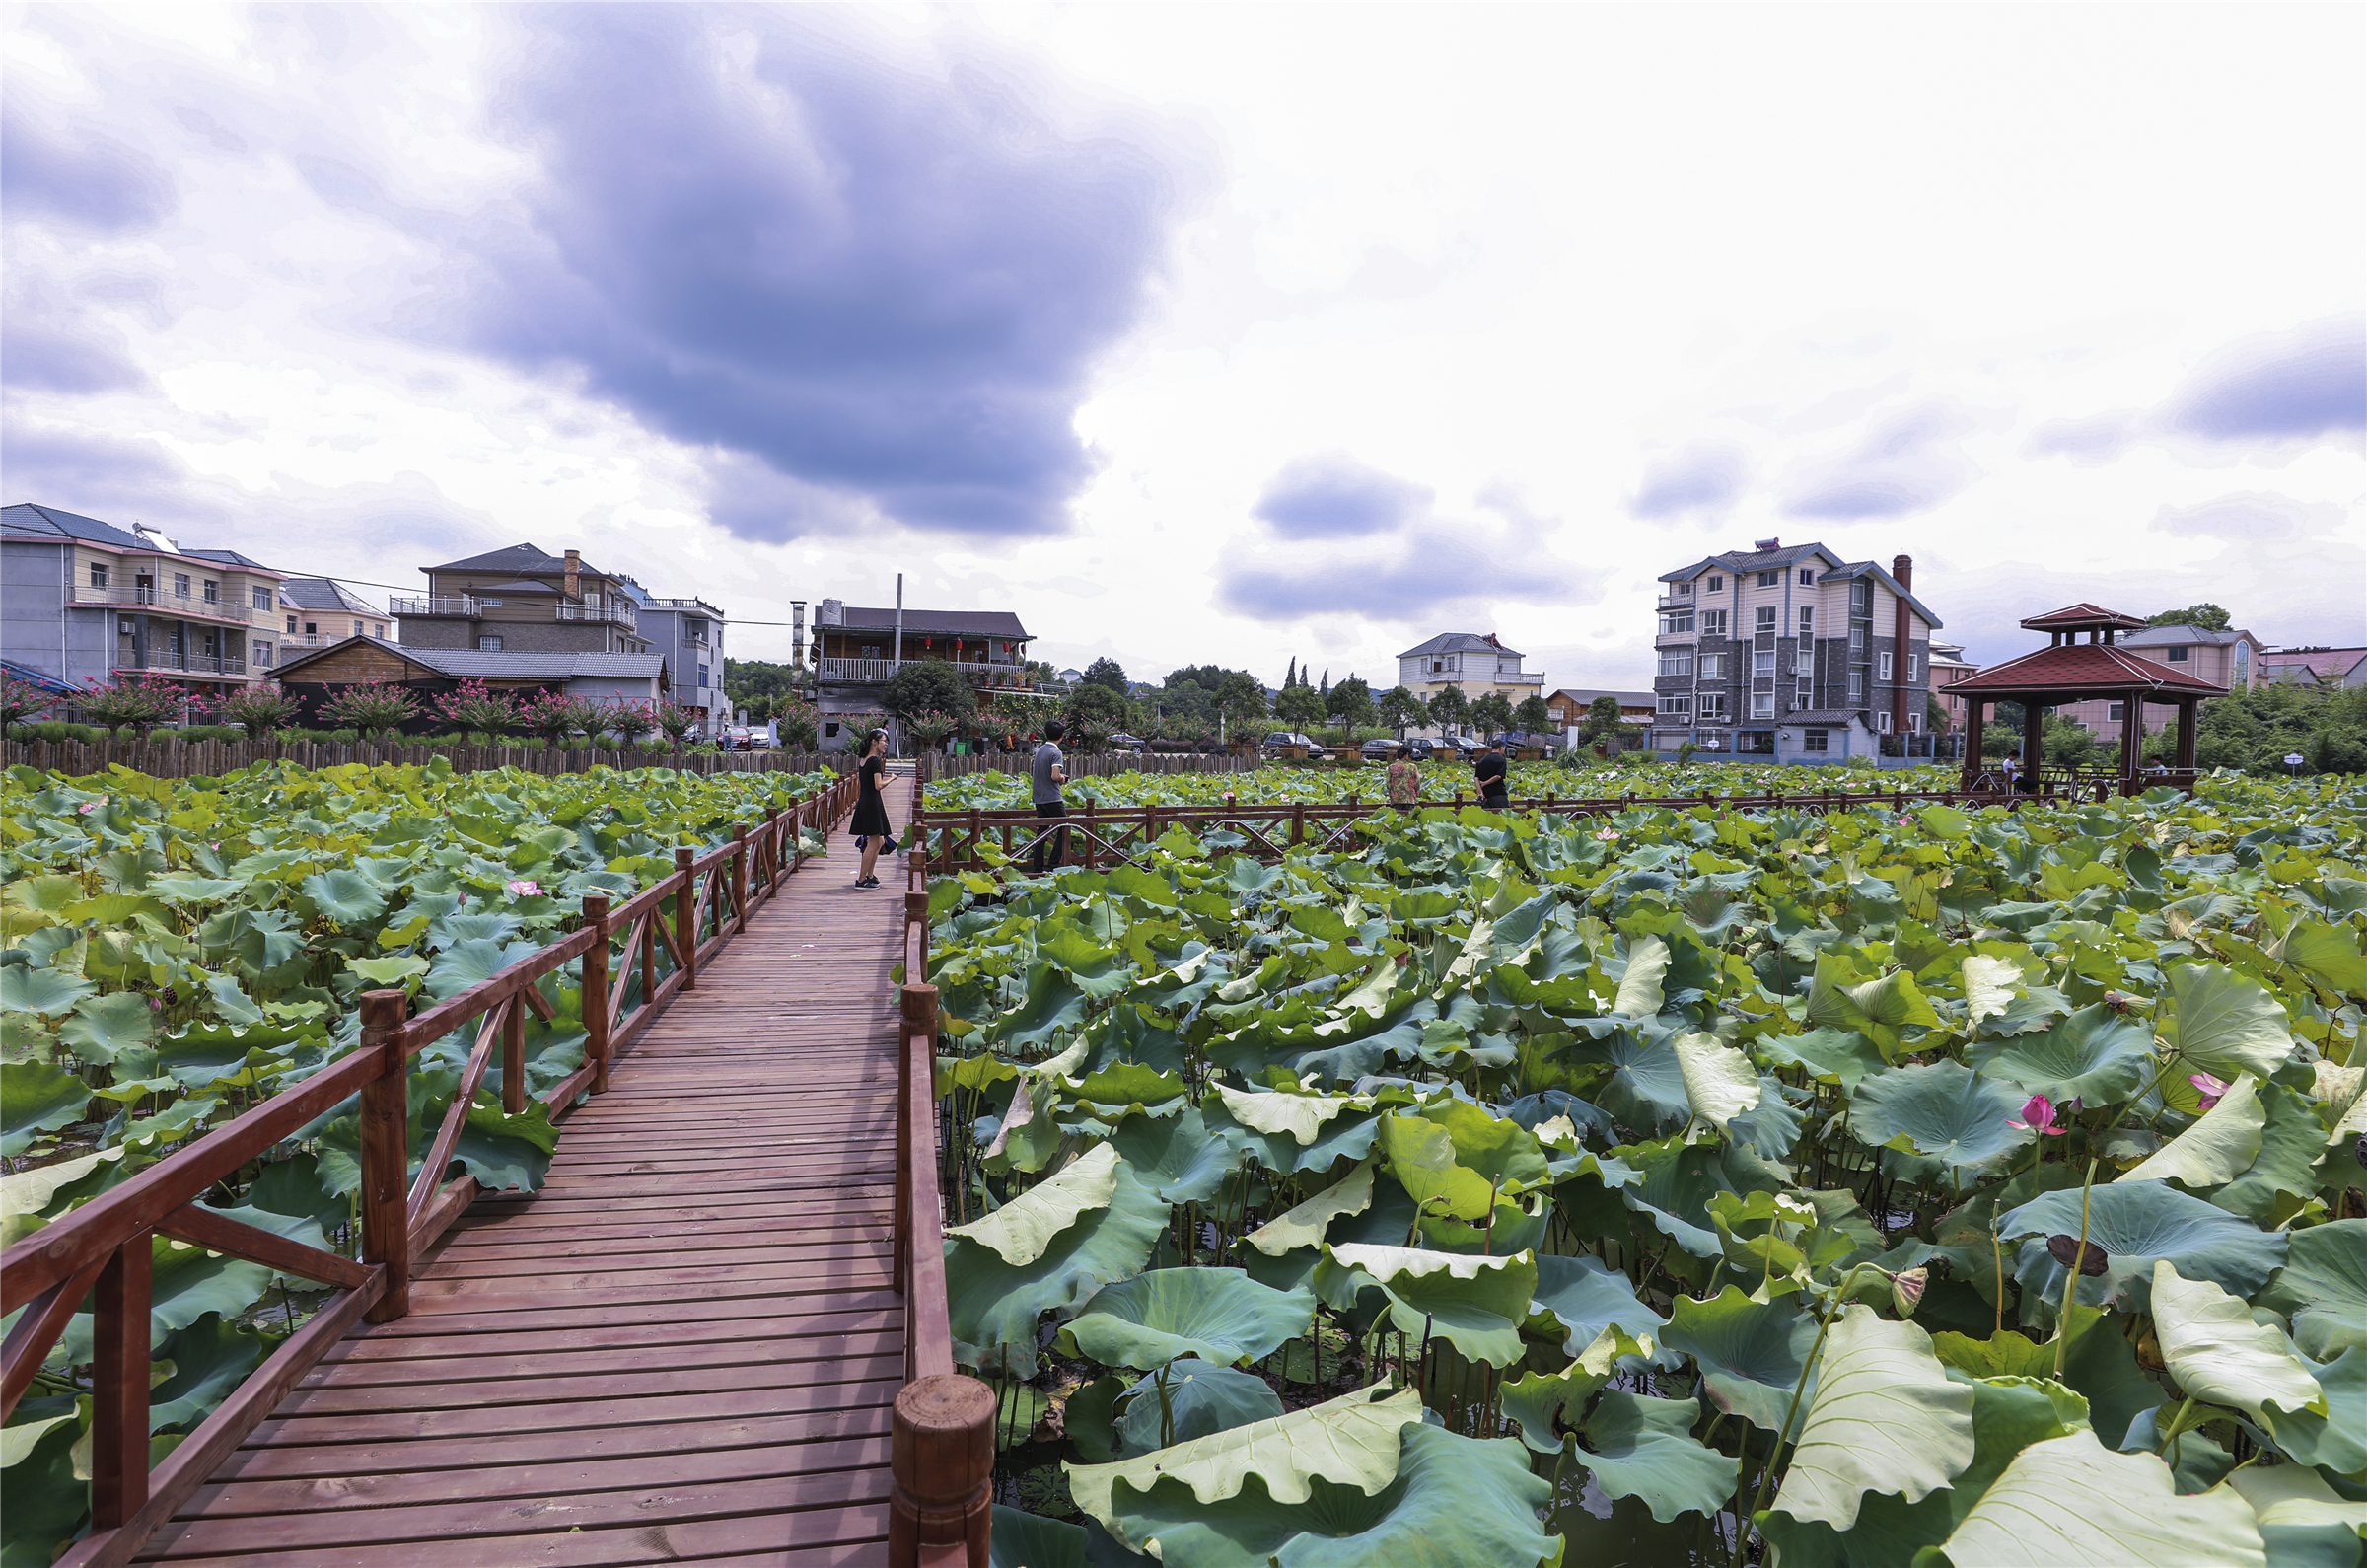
[2120,1074,2265,1187]
[2257,1345,2367,1474]
[1576,1390,1738,1523]
[1376,1111,1496,1224]
[1109,1106,1236,1206]
[945,1155,1166,1374]
[148,1313,270,1432]
[1526,1250,1672,1362]
[988,1506,1089,1568]
[2165,961,2295,1082]
[0,1407,86,1568]
[1757,1028,1888,1089]
[950,1144,1125,1265]
[1850,1061,2034,1170]
[1039,926,1135,1002]
[57,991,155,1064]
[1914,1430,2263,1568]
[988,962,1089,1049]
[1773,1306,1973,1531]
[0,964,94,1017]
[1614,1135,1752,1258]
[447,1098,557,1193]
[2274,917,2367,997]
[1675,1031,1763,1130]
[1217,1083,1371,1147]
[1613,933,1670,1016]
[1964,1003,2156,1105]
[203,972,267,1026]
[1503,1324,1655,1453]
[1067,1383,1423,1536]
[300,868,388,928]
[2260,1220,2367,1359]
[1056,1268,1315,1371]
[1575,1030,1694,1134]
[1,1060,90,1155]
[1313,1244,1538,1367]
[423,937,543,1001]
[1663,1285,1817,1437]
[1930,1309,2157,1453]
[2224,1456,2367,1567]
[1961,954,2025,1026]
[2208,1081,2333,1225]
[1245,1161,1373,1257]
[345,953,431,986]
[1999,1180,2288,1316]
[1114,1360,1286,1454]
[1808,955,1940,1055]
[143,873,245,904]
[1065,1063,1188,1119]
[2150,1261,2324,1420]
[1083,1415,1558,1568]
[1407,1097,1550,1190]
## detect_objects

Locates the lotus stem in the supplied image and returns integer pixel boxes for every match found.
[2157,1393,2195,1468]
[2055,1156,2098,1377]
[1991,1222,2006,1336]
[1734,1261,1880,1568]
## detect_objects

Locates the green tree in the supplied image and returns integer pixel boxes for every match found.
[1082,657,1128,693]
[207,683,301,739]
[1377,685,1425,736]
[1274,683,1326,731]
[1428,683,1470,735]
[1326,675,1375,733]
[882,659,976,723]
[1067,680,1129,729]
[1513,694,1552,737]
[1211,672,1268,743]
[1284,657,1299,688]
[723,658,807,717]
[1579,695,1623,745]
[318,679,420,741]
[2,674,59,730]
[2148,604,2232,631]
[1470,690,1515,738]
[77,673,187,740]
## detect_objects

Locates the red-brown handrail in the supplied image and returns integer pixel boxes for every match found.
[893,839,992,1568]
[0,768,858,1568]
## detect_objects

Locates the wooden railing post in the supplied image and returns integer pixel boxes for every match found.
[89,1237,152,1529]
[674,846,698,990]
[501,994,527,1114]
[891,1374,994,1568]
[582,893,612,1094]
[897,980,936,1299]
[358,989,410,1324]
[731,824,751,931]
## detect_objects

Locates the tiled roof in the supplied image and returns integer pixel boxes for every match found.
[2260,647,2367,681]
[1816,561,1945,630]
[427,542,613,578]
[2019,603,2147,631]
[3,503,152,549]
[1784,708,1867,727]
[1399,631,1521,659]
[1942,642,2226,697]
[1660,543,1841,581]
[182,547,273,570]
[279,578,382,615]
[272,636,666,683]
[827,606,1031,639]
[1550,687,1655,707]
[2117,624,2259,649]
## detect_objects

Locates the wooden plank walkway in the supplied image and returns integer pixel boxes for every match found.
[135,777,916,1568]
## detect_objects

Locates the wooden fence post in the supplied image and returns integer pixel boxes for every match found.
[891,1375,995,1568]
[675,846,698,990]
[583,893,612,1094]
[897,978,936,1297]
[89,1237,153,1528]
[358,989,411,1323]
[731,824,750,932]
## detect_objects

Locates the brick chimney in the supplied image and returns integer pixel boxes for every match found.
[1891,554,1914,737]
[563,548,581,602]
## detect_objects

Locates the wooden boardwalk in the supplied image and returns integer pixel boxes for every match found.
[134,778,916,1568]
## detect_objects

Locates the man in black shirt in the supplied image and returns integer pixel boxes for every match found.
[1030,719,1069,874]
[1475,736,1510,810]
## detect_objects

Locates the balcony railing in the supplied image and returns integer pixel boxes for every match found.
[820,656,1033,687]
[390,596,481,617]
[555,601,637,627]
[642,598,722,614]
[68,585,270,627]
[277,633,343,648]
[1657,593,1697,609]
[113,650,246,677]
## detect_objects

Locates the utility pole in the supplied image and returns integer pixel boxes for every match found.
[893,573,903,672]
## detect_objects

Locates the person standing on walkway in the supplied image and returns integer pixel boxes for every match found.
[851,729,896,889]
[1385,745,1420,811]
[1474,735,1510,811]
[1031,719,1069,874]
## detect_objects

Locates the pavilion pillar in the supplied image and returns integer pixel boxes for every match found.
[2175,697,2197,772]
[2120,687,2144,789]
[1962,700,1984,790]
[2021,700,2044,785]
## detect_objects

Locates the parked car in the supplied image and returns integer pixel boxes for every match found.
[1360,737,1398,762]
[1258,731,1328,761]
[1108,732,1146,753]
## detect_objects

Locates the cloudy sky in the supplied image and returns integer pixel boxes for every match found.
[6,4,2362,685]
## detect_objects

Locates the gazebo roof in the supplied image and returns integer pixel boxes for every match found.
[1942,643,2228,699]
[2019,603,2148,633]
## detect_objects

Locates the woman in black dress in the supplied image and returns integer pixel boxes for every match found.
[851,729,895,889]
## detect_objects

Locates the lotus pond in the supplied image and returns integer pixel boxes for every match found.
[921,773,2367,1567]
[0,756,840,1558]
[923,761,1966,813]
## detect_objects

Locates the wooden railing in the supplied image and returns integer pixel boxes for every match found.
[914,783,2049,873]
[4,736,845,781]
[0,771,858,1568]
[892,849,992,1568]
[919,750,1259,782]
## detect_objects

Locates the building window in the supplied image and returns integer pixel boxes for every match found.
[201,580,219,605]
[1849,670,1866,699]
[478,636,503,651]
[1799,568,1815,587]
[1707,575,1724,592]
[1849,624,1868,650]
[285,614,297,633]
[174,573,191,599]
[1876,710,1893,733]
[1907,652,1919,680]
[1700,609,1728,637]
[1799,606,1814,635]
[250,587,268,609]
[1756,606,1778,633]
[1803,728,1828,752]
[1658,650,1693,677]
[373,623,385,637]
[1854,581,1873,614]
[2107,702,2126,721]
[1752,691,1775,718]
[698,664,710,688]
[1879,652,1894,680]
[1757,570,1779,588]
[1670,581,1693,598]
[1797,678,1813,707]
[2166,645,2190,663]
[1907,710,1922,733]
[1755,651,1775,677]
[254,642,273,667]
[1697,653,1725,680]
[1698,691,1729,720]
[303,621,318,636]
[1657,694,1693,717]
[1661,609,1695,635]
[89,563,109,588]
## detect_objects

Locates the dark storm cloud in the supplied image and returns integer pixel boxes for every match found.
[1629,442,1745,518]
[2164,316,2367,442]
[1783,402,1979,520]
[0,109,175,235]
[466,8,1187,540]
[1253,455,1432,538]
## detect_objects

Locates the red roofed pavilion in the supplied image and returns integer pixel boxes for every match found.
[1943,604,2226,793]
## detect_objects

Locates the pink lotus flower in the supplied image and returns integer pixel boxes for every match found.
[77,800,102,815]
[2190,1073,2230,1110]
[2008,1094,2068,1136]
[505,880,541,897]
[1595,827,1622,842]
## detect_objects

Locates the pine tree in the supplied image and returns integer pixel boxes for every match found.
[1284,657,1298,689]
[1321,669,1330,696]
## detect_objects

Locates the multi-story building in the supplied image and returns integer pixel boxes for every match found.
[1545,687,1654,731]
[394,544,655,658]
[619,585,728,733]
[260,577,390,674]
[1927,641,1980,732]
[2259,645,2367,689]
[812,598,1038,748]
[1395,633,1544,735]
[2,504,287,699]
[1650,540,1942,761]
[2057,624,2265,744]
